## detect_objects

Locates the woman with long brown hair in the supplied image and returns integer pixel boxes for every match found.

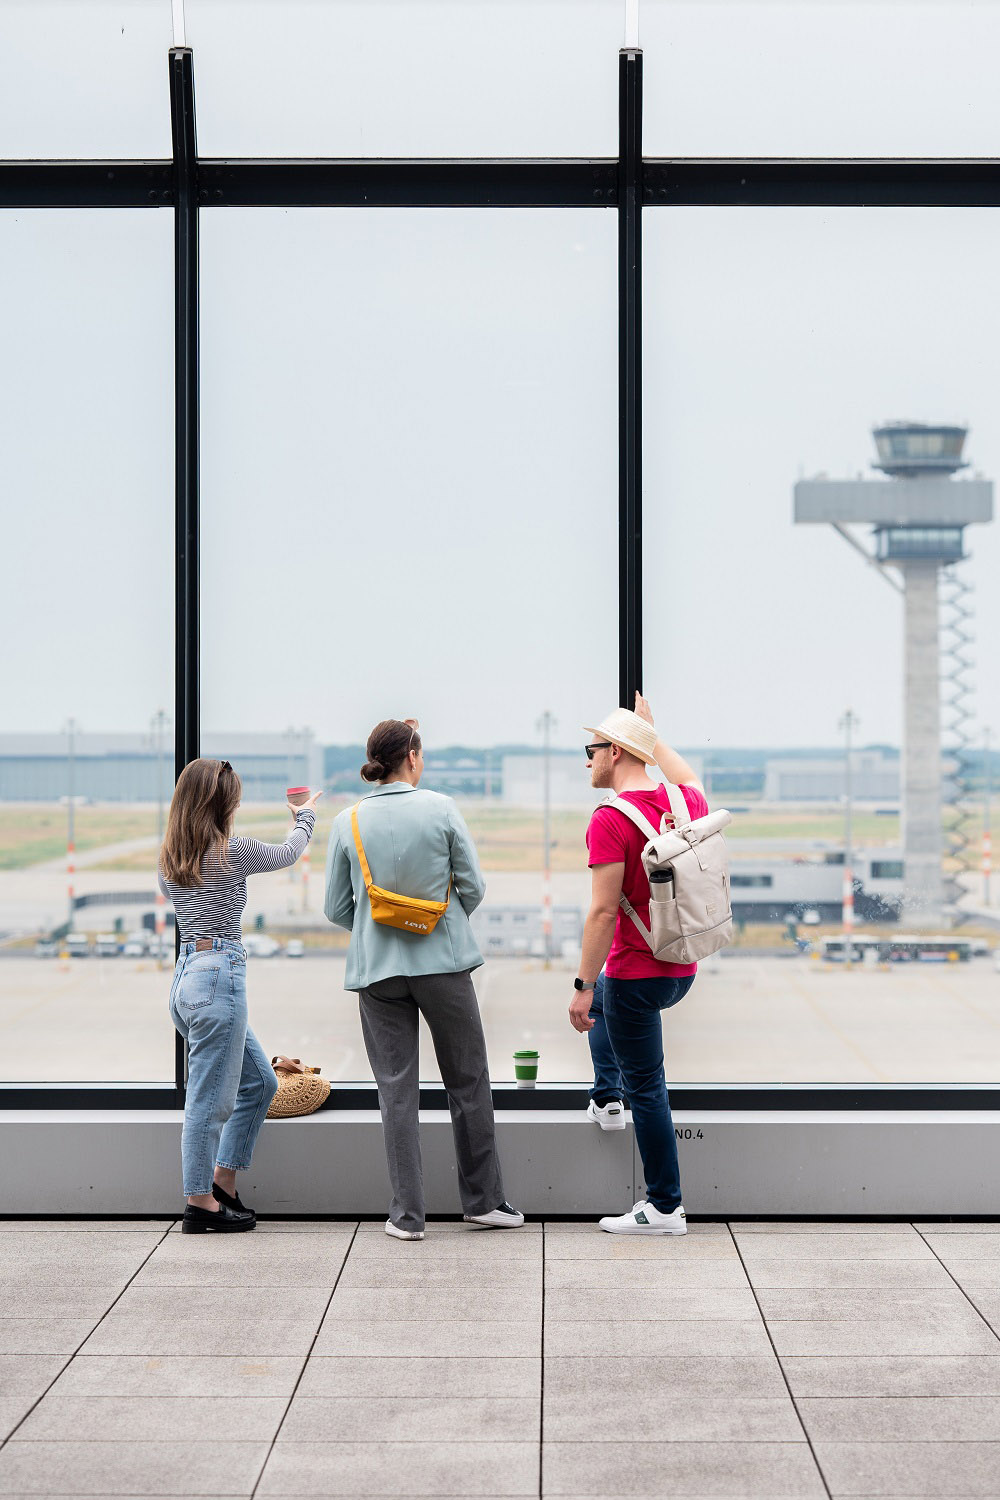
[159,758,321,1232]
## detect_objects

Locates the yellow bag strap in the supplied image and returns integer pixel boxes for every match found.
[350,804,374,893]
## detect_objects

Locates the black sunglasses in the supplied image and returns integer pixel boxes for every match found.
[220,759,233,773]
[585,741,613,762]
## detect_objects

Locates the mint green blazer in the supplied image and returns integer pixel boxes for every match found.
[324,782,486,991]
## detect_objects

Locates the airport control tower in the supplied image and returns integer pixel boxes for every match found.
[795,423,993,926]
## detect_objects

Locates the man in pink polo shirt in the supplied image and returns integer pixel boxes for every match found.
[569,694,707,1235]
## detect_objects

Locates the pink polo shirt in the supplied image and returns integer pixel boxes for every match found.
[586,782,709,980]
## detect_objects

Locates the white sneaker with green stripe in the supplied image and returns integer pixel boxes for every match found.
[599,1200,687,1235]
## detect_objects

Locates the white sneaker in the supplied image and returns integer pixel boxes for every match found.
[385,1219,424,1241]
[587,1099,627,1131]
[599,1200,687,1236]
[463,1201,525,1229]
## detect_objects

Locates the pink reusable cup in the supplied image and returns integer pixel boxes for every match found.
[286,786,311,807]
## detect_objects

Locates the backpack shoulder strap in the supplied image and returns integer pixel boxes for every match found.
[604,795,661,843]
[663,781,692,828]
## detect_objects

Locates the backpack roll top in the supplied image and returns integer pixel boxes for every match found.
[608,785,734,965]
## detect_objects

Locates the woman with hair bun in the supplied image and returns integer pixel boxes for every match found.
[325,718,522,1240]
[159,758,321,1232]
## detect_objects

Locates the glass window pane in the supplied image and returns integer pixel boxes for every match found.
[0,210,174,1082]
[188,0,622,157]
[643,206,1000,1084]
[2,1,171,158]
[642,0,1000,157]
[201,207,618,1085]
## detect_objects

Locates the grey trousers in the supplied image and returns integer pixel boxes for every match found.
[358,970,505,1233]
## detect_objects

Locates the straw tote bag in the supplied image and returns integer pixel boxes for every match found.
[266,1055,331,1119]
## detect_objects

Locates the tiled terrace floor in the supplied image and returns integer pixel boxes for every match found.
[1,1220,1000,1498]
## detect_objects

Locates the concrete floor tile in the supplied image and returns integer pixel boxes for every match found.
[781,1356,1000,1398]
[325,1288,539,1322]
[14,1394,288,1442]
[814,1441,1000,1496]
[112,1284,331,1322]
[257,1440,538,1495]
[542,1440,826,1496]
[278,1394,538,1442]
[0,1234,162,1262]
[737,1235,934,1262]
[757,1288,972,1322]
[312,1320,540,1358]
[544,1236,739,1261]
[543,1258,748,1289]
[50,1355,305,1398]
[135,1243,350,1287]
[337,1258,542,1290]
[0,1354,70,1398]
[799,1396,1000,1442]
[732,1222,918,1235]
[80,1317,320,1357]
[544,1320,773,1357]
[943,1263,1000,1290]
[544,1355,787,1399]
[543,1221,729,1235]
[166,1220,357,1235]
[922,1236,1000,1261]
[0,1258,151,1288]
[544,1392,803,1442]
[914,1224,1000,1234]
[349,1235,541,1260]
[0,1321,95,1356]
[544,1286,759,1321]
[0,1286,125,1320]
[297,1356,540,1398]
[742,1259,956,1290]
[769,1318,1000,1358]
[356,1221,543,1236]
[0,1222,174,1233]
[0,1440,270,1495]
[960,1288,1000,1329]
[0,1396,35,1439]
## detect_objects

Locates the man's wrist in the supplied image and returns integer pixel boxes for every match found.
[573,977,596,992]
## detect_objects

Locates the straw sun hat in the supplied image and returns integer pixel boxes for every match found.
[582,707,658,766]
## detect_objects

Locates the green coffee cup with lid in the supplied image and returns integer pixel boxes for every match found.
[513,1049,539,1082]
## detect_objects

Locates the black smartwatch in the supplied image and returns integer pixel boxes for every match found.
[573,978,596,992]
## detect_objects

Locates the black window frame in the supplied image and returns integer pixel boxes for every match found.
[4,44,999,1111]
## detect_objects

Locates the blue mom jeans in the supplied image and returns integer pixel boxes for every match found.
[169,938,278,1197]
[587,971,694,1214]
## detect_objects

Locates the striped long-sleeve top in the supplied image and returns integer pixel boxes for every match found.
[158,809,316,942]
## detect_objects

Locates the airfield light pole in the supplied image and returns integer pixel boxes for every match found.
[984,727,993,906]
[538,711,555,965]
[152,710,168,966]
[300,726,310,914]
[65,717,76,931]
[839,709,858,965]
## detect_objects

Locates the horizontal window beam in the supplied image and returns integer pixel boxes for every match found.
[4,1084,1000,1111]
[0,163,174,208]
[644,159,1000,207]
[197,159,619,208]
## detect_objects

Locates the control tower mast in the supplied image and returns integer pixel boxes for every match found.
[795,423,993,927]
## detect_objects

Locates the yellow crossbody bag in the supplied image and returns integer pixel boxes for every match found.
[351,803,451,936]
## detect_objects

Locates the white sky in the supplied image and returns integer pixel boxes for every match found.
[3,0,999,753]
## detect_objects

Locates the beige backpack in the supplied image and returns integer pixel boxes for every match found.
[607,785,734,964]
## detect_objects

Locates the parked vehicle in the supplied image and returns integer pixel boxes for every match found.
[95,934,120,957]
[122,938,146,958]
[64,934,90,958]
[34,939,57,958]
[244,934,281,958]
[285,939,305,959]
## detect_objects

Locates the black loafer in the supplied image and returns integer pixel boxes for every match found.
[213,1182,255,1217]
[182,1202,256,1233]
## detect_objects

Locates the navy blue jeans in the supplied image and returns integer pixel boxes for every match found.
[587,971,694,1214]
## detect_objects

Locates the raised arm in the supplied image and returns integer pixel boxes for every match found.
[447,802,486,916]
[634,692,705,794]
[233,808,316,878]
